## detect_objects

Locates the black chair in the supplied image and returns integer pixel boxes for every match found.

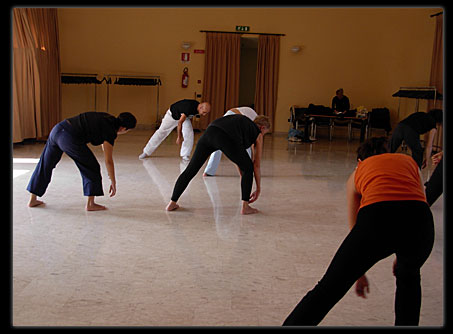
[367,108,392,137]
[332,109,357,141]
[289,105,310,130]
[289,105,314,141]
[349,117,369,142]
[308,104,334,140]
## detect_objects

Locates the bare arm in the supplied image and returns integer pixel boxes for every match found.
[249,133,264,203]
[422,128,437,169]
[176,113,187,145]
[432,151,443,165]
[102,141,116,197]
[346,169,361,230]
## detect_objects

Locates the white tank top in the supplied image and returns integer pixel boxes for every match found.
[228,107,258,121]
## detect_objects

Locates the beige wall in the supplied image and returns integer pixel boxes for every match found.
[58,7,440,133]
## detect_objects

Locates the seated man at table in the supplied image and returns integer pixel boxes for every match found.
[332,88,350,115]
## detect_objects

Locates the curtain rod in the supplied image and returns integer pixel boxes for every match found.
[200,30,285,36]
[104,73,161,78]
[61,72,98,76]
[430,11,443,17]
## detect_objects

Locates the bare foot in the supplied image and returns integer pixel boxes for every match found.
[28,194,44,207]
[241,203,259,215]
[166,201,180,211]
[86,203,107,211]
[86,196,106,211]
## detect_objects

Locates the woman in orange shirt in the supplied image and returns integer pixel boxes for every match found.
[283,137,434,326]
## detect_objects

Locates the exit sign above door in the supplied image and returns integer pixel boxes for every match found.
[236,26,250,32]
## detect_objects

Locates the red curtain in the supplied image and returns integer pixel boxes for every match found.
[254,34,280,132]
[13,8,61,143]
[428,13,443,150]
[201,32,241,129]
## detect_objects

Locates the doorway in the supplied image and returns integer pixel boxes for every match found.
[238,36,258,108]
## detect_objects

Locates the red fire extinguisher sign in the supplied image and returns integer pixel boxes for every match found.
[181,53,190,62]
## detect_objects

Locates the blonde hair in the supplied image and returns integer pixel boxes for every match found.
[254,115,271,130]
[199,102,211,112]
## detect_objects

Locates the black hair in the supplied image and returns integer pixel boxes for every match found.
[428,109,443,124]
[117,112,137,130]
[356,136,389,161]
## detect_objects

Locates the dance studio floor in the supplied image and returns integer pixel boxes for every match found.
[12,128,444,326]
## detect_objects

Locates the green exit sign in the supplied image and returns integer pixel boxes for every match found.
[236,26,250,32]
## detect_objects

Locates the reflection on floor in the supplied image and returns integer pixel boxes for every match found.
[12,129,443,326]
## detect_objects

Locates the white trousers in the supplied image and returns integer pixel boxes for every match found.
[142,109,194,158]
[203,110,253,176]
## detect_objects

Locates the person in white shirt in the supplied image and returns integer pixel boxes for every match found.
[203,106,258,176]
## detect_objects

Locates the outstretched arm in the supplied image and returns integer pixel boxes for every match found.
[431,151,443,165]
[249,133,264,203]
[176,114,187,145]
[102,141,116,197]
[346,169,361,230]
[422,128,437,169]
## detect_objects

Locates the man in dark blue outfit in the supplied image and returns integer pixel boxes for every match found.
[27,111,136,211]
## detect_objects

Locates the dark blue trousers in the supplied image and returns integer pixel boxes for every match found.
[27,120,104,197]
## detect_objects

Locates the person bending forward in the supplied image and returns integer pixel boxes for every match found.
[166,114,270,215]
[27,111,137,211]
[139,99,210,161]
[282,137,434,326]
[203,106,258,176]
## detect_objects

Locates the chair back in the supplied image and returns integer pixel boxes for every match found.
[369,108,391,132]
[289,106,310,129]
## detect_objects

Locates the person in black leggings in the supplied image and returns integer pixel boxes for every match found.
[389,109,442,169]
[166,114,270,215]
[283,137,434,326]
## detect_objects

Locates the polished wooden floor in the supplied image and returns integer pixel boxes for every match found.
[12,129,443,326]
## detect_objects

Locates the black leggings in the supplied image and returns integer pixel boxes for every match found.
[171,126,254,202]
[389,123,424,168]
[283,200,434,326]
